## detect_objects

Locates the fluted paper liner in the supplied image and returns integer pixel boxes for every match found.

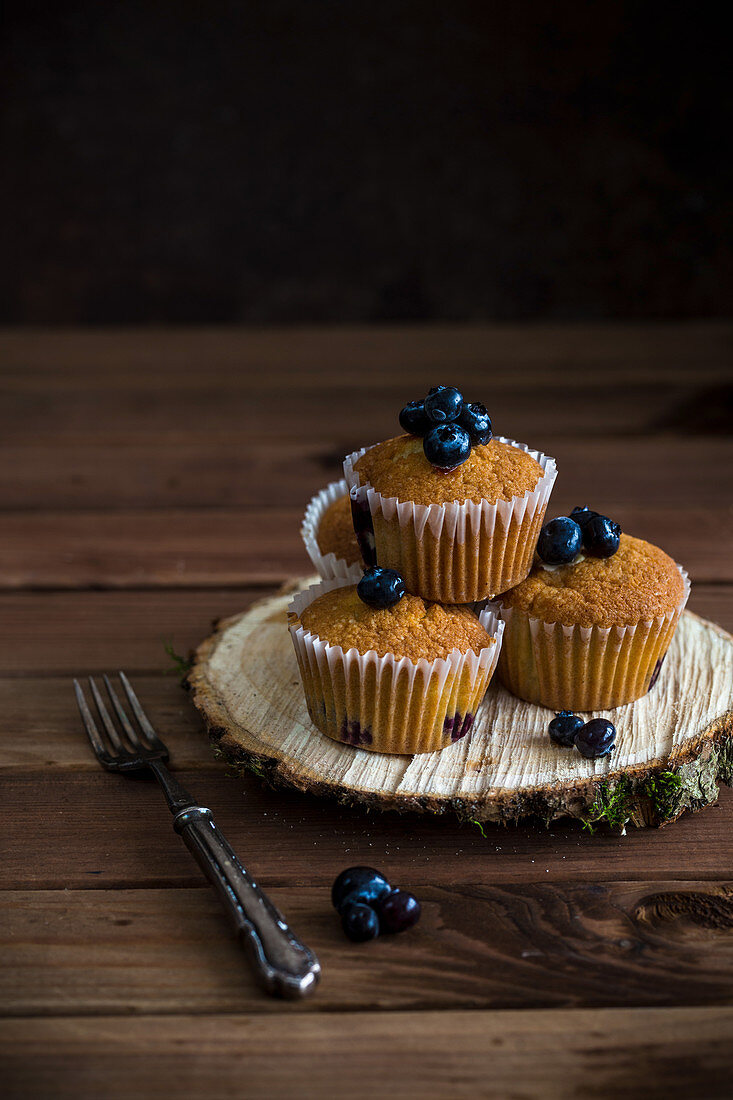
[491,565,691,711]
[288,576,505,754]
[343,436,557,602]
[301,479,363,581]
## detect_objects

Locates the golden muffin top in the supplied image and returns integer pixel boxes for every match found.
[316,494,361,565]
[499,534,685,627]
[353,434,543,506]
[293,585,493,661]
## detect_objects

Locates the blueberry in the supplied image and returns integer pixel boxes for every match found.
[334,876,393,913]
[574,718,616,759]
[458,401,492,446]
[357,567,406,610]
[424,386,463,423]
[536,517,582,565]
[341,902,380,942]
[331,866,391,911]
[583,515,621,558]
[423,424,472,470]
[399,399,432,437]
[548,711,584,747]
[376,889,421,934]
[569,506,599,532]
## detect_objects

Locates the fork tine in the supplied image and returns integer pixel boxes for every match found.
[88,677,127,753]
[103,675,143,748]
[119,671,165,749]
[73,679,109,760]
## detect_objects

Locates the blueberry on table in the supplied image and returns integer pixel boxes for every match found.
[376,889,421,934]
[423,423,472,470]
[458,401,493,446]
[569,506,599,532]
[357,567,406,610]
[399,399,432,437]
[331,866,392,910]
[583,515,621,558]
[424,386,464,423]
[548,711,584,747]
[536,517,582,565]
[341,902,380,942]
[574,718,616,759]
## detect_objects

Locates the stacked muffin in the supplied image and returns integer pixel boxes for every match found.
[293,386,689,755]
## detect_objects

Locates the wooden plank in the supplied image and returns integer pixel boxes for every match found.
[0,381,688,442]
[0,510,313,590]
[0,377,725,445]
[0,583,729,675]
[1,882,732,1017]
[1,437,731,511]
[1,323,731,387]
[0,504,730,590]
[686,585,733,631]
[3,770,732,889]
[2,1007,731,1100]
[0,587,265,673]
[0,676,215,772]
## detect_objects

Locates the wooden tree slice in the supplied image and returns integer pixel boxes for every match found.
[189,577,733,829]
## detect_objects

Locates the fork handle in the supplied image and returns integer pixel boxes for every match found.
[173,806,320,999]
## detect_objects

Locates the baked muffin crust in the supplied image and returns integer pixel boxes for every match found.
[295,585,493,661]
[354,435,543,506]
[316,494,361,565]
[499,534,685,627]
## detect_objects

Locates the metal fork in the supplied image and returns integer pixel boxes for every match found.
[73,671,320,999]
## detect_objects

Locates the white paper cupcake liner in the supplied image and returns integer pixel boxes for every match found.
[301,479,364,582]
[343,436,558,602]
[491,565,690,711]
[288,575,505,754]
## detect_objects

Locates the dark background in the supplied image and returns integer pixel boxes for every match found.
[3,1,731,325]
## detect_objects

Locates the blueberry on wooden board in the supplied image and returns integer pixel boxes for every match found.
[376,889,421,934]
[575,718,616,759]
[341,903,380,942]
[331,866,391,911]
[548,711,584,747]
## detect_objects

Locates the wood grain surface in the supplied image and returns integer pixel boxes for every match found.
[1,325,732,1100]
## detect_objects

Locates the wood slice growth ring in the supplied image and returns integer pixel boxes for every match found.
[189,578,733,829]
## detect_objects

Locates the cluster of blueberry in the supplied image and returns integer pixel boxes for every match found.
[332,865,421,942]
[537,506,621,566]
[399,386,492,471]
[548,712,616,758]
[357,565,406,610]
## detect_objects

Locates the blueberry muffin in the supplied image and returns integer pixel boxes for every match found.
[288,570,504,754]
[301,479,363,581]
[345,432,556,603]
[494,532,690,710]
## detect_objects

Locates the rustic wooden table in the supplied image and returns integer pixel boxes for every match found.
[2,326,732,1099]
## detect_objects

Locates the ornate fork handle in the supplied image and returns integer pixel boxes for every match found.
[74,675,321,1000]
[173,804,320,998]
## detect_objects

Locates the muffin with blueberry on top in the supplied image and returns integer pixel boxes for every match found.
[343,387,557,603]
[288,565,504,754]
[492,507,690,710]
[301,479,364,581]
